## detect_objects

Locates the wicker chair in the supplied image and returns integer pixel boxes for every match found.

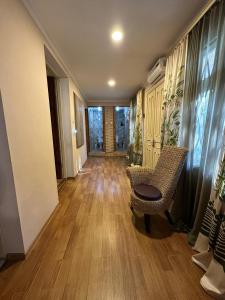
[127,146,188,233]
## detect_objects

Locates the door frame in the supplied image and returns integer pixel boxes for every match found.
[85,108,90,155]
[113,107,116,151]
[47,75,63,179]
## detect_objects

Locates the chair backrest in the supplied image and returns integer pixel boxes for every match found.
[150,146,188,200]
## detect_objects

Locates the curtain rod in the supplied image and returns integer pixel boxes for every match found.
[168,0,216,54]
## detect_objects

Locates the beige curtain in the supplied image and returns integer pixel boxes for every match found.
[133,89,143,165]
[128,97,137,164]
[161,38,187,146]
[192,129,225,298]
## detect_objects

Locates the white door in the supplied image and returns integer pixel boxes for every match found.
[143,81,164,169]
[152,82,164,168]
[143,88,155,169]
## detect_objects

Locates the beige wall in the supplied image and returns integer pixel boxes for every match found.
[58,78,87,178]
[69,79,87,172]
[0,0,59,252]
[0,92,24,255]
[0,0,87,253]
[57,78,74,178]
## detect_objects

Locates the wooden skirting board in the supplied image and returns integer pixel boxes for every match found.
[25,202,61,259]
[6,253,25,262]
[89,151,127,157]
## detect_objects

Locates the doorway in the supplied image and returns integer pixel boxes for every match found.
[88,107,104,153]
[86,106,130,156]
[47,75,63,184]
[115,107,129,151]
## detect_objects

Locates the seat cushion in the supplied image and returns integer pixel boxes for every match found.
[134,184,162,201]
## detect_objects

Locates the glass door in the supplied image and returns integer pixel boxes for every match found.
[88,107,104,152]
[115,106,129,151]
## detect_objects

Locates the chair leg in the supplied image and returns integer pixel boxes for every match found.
[165,210,175,225]
[144,214,151,233]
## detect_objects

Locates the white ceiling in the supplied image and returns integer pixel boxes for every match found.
[24,0,207,100]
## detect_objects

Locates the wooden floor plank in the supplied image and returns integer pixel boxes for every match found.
[0,157,212,299]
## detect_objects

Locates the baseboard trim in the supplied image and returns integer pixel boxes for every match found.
[57,178,66,191]
[67,176,76,180]
[6,253,25,262]
[25,203,60,258]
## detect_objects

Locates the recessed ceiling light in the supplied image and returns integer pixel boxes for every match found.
[108,79,116,87]
[111,31,123,42]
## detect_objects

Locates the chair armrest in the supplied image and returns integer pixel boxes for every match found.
[126,167,153,188]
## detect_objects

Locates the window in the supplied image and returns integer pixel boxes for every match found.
[88,107,104,152]
[193,41,217,166]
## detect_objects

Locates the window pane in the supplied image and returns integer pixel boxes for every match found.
[88,107,104,152]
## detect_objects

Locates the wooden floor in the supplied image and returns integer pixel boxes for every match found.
[88,151,127,157]
[0,157,212,300]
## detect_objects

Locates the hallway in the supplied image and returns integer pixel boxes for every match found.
[0,158,211,300]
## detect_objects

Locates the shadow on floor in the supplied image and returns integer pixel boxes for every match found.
[0,259,21,273]
[132,213,174,240]
[88,151,127,157]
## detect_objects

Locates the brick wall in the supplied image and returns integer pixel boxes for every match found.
[104,107,115,152]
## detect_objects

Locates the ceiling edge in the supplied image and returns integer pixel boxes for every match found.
[87,99,130,107]
[21,0,87,103]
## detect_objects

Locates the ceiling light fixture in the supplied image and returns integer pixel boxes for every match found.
[111,30,123,42]
[108,79,116,87]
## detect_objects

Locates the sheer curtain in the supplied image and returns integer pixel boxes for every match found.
[128,97,137,164]
[161,38,187,146]
[180,0,225,244]
[132,89,143,165]
[192,130,225,298]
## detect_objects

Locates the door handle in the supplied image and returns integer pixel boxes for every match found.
[152,139,155,148]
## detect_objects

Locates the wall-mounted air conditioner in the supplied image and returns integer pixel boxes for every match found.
[147,58,166,85]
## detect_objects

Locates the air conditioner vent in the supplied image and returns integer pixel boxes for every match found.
[147,58,166,85]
